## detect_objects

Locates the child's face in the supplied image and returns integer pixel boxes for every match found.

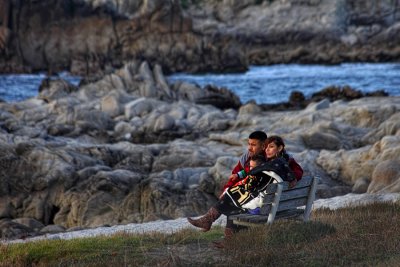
[249,160,258,170]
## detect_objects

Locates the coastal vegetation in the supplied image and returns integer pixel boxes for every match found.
[1,202,399,266]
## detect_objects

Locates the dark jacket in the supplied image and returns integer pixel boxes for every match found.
[248,157,296,183]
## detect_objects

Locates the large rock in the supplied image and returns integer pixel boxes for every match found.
[368,159,400,193]
[1,0,400,74]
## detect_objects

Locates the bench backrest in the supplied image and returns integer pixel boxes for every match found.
[259,172,318,224]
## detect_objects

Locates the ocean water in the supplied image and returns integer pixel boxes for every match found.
[0,63,399,104]
[0,72,80,103]
[168,63,400,104]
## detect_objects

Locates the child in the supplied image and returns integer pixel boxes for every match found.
[223,155,268,208]
[219,154,265,198]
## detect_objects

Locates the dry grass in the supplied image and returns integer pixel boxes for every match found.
[223,201,400,266]
[1,202,399,266]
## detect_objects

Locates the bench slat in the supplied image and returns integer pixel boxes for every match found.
[262,187,310,204]
[230,213,270,223]
[275,208,305,220]
[276,197,308,212]
[263,176,313,194]
[282,176,313,191]
[230,209,306,227]
[261,196,308,215]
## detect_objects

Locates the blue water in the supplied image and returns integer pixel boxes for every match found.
[0,63,399,104]
[168,63,400,104]
[0,72,80,103]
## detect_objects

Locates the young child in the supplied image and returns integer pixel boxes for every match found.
[223,154,267,207]
[219,154,265,198]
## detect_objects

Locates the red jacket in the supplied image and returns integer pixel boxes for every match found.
[222,151,254,192]
[288,157,303,181]
[221,153,303,193]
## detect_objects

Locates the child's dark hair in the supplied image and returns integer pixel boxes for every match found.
[250,154,266,166]
[249,131,267,142]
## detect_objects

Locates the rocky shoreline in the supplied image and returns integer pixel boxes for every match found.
[0,0,400,241]
[0,60,400,240]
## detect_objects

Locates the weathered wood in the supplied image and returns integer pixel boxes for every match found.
[263,175,313,194]
[274,208,305,220]
[231,214,269,223]
[265,171,283,223]
[276,197,308,212]
[231,209,305,227]
[262,187,310,203]
[228,174,319,226]
[304,174,318,221]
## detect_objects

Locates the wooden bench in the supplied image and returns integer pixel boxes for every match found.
[228,172,319,227]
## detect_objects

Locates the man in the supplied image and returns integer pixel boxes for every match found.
[220,130,267,197]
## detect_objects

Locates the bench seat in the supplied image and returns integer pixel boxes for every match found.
[228,173,319,227]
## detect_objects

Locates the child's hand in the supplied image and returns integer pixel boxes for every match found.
[228,173,239,182]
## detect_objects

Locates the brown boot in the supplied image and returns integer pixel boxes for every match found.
[213,227,234,249]
[187,207,221,232]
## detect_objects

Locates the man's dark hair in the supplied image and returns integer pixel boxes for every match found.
[248,130,267,142]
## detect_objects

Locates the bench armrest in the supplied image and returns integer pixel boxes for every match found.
[303,175,319,221]
[261,171,284,224]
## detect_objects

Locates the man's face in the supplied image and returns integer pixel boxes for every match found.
[247,138,265,157]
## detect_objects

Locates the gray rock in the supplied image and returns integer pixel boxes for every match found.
[305,98,330,111]
[153,114,175,132]
[0,219,33,239]
[302,131,341,150]
[12,218,45,231]
[352,177,370,194]
[125,98,163,119]
[0,201,11,219]
[368,159,400,193]
[40,224,66,234]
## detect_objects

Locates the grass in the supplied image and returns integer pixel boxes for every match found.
[0,228,225,267]
[1,202,400,266]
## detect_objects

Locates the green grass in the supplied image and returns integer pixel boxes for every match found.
[0,228,224,266]
[1,202,400,266]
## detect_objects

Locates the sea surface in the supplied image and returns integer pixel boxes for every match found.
[0,63,399,104]
[168,63,400,104]
[0,72,80,103]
